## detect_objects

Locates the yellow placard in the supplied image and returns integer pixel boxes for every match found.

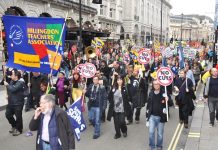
[72,88,83,101]
[47,49,62,70]
[14,52,40,68]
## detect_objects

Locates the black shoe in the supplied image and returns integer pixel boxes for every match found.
[123,132,127,137]
[12,129,22,136]
[9,127,15,134]
[184,124,188,129]
[126,121,133,125]
[209,122,214,127]
[93,135,100,139]
[114,135,121,139]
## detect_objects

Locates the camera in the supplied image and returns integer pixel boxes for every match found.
[90,97,96,102]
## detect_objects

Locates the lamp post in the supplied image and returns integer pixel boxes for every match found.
[150,24,153,48]
[79,0,83,54]
[160,0,163,44]
[189,25,192,41]
[180,13,184,41]
[213,26,218,67]
[151,24,155,60]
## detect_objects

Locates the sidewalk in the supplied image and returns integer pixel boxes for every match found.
[185,88,218,149]
[0,90,7,110]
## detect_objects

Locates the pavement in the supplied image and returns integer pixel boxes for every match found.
[184,84,218,150]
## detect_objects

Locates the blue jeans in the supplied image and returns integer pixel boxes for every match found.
[88,107,101,136]
[149,115,165,150]
[42,141,51,150]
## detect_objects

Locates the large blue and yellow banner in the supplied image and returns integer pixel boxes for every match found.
[2,15,66,74]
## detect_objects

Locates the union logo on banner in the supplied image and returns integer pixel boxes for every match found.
[3,15,66,74]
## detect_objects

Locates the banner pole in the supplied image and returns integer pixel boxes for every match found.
[0,21,3,51]
[28,72,31,93]
[81,78,87,112]
[49,12,69,77]
[165,86,169,122]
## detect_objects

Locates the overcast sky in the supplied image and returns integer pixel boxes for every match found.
[170,0,215,20]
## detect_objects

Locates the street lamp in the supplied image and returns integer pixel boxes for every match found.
[151,24,153,46]
[180,13,184,41]
[189,24,192,41]
[160,0,163,44]
[79,0,82,54]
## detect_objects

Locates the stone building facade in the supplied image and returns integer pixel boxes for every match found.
[169,14,214,42]
[122,0,172,46]
[0,0,172,48]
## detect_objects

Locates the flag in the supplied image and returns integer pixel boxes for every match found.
[95,38,104,48]
[67,97,86,141]
[162,57,167,67]
[91,40,96,48]
[92,0,102,4]
[2,15,66,74]
[178,46,184,69]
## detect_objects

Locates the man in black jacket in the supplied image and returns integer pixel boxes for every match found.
[4,69,25,136]
[29,94,75,150]
[204,68,218,127]
[84,76,107,139]
[29,72,47,109]
[146,80,168,150]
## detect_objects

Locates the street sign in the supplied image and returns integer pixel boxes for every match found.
[81,63,96,78]
[157,67,173,86]
[138,50,151,64]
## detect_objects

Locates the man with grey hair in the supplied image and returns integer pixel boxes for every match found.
[204,68,218,127]
[29,94,75,150]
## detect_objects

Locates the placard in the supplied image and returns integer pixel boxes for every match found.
[81,63,96,78]
[157,67,173,86]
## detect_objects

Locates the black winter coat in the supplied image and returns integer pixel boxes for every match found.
[175,77,195,116]
[30,75,48,97]
[146,90,167,123]
[6,80,25,106]
[29,106,75,150]
[107,87,131,121]
[128,76,148,108]
[85,84,107,112]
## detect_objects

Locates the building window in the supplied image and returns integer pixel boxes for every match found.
[100,5,103,15]
[147,3,149,24]
[110,8,113,18]
[87,0,91,5]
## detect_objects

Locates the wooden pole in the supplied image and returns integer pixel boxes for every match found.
[165,86,169,122]
[49,12,68,77]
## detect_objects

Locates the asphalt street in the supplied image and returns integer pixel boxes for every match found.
[0,82,204,150]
